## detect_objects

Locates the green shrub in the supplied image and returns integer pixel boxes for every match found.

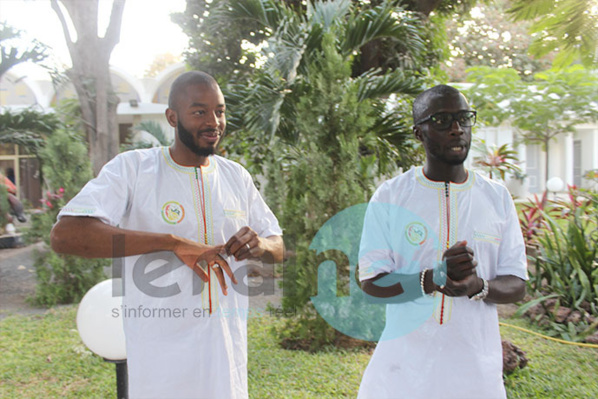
[273,35,379,350]
[523,187,598,341]
[30,251,107,306]
[27,127,109,307]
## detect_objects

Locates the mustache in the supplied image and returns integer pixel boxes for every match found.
[198,129,222,136]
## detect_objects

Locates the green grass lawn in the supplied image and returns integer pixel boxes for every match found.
[1,306,597,398]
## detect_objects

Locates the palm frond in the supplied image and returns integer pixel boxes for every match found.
[0,107,60,154]
[0,107,60,134]
[355,68,423,101]
[228,0,296,29]
[238,72,290,141]
[132,120,172,146]
[508,0,598,68]
[266,18,308,83]
[0,130,46,153]
[508,0,556,21]
[306,0,351,31]
[342,2,425,58]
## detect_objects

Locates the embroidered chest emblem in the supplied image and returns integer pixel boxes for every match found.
[161,201,185,224]
[405,222,428,246]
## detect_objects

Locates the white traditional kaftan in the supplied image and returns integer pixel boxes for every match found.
[358,166,527,399]
[59,147,282,399]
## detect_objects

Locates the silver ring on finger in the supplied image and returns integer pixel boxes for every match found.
[245,243,251,251]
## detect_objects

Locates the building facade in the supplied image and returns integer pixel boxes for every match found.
[0,63,186,205]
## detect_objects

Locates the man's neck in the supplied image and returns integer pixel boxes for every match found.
[169,145,210,167]
[422,163,468,183]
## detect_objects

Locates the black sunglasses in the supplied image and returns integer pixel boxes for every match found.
[415,110,477,129]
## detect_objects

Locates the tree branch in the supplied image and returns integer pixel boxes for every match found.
[103,0,126,52]
[404,0,444,17]
[50,0,75,53]
[60,0,99,44]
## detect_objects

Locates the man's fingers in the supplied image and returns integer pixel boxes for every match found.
[235,237,260,261]
[192,260,209,282]
[443,242,473,260]
[225,226,262,258]
[224,227,250,255]
[448,240,467,250]
[211,264,228,296]
[234,233,253,256]
[447,253,474,264]
[226,232,258,260]
[215,255,237,285]
[205,244,225,258]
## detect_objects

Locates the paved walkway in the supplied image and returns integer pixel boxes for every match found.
[0,241,48,319]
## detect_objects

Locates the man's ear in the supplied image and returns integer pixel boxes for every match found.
[165,108,177,128]
[413,125,423,142]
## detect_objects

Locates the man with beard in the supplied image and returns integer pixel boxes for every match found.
[51,71,283,399]
[357,85,527,398]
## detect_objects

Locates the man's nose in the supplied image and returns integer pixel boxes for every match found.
[449,120,464,135]
[206,112,220,127]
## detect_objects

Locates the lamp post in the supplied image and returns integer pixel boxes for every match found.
[546,176,565,199]
[77,279,127,398]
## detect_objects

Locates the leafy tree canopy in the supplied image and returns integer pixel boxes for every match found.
[444,0,553,81]
[0,108,60,155]
[0,21,49,79]
[173,0,481,85]
[508,0,598,69]
[465,65,598,178]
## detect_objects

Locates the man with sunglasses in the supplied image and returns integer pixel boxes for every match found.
[357,85,527,398]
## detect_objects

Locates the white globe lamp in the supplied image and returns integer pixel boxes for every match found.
[77,278,127,398]
[546,176,564,198]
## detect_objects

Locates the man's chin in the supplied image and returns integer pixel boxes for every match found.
[448,155,467,163]
[192,147,215,157]
[446,151,469,165]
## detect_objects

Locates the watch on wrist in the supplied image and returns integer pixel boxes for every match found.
[469,278,489,301]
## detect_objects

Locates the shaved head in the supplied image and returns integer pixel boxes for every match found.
[168,71,219,110]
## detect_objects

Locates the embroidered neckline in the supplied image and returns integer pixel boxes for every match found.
[414,166,474,191]
[161,147,216,174]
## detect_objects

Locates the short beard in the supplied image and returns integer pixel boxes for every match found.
[445,151,469,165]
[177,119,216,157]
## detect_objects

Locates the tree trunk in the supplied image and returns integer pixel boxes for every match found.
[404,0,445,16]
[544,137,550,187]
[51,0,125,175]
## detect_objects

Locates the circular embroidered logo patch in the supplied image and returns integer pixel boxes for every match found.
[405,222,427,245]
[161,201,185,224]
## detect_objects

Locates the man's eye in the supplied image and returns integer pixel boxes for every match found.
[216,110,225,116]
[194,110,205,116]
[460,114,474,123]
[433,114,451,124]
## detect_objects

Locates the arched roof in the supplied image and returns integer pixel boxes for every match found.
[0,68,53,109]
[149,62,187,104]
[109,66,146,103]
[2,62,189,108]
